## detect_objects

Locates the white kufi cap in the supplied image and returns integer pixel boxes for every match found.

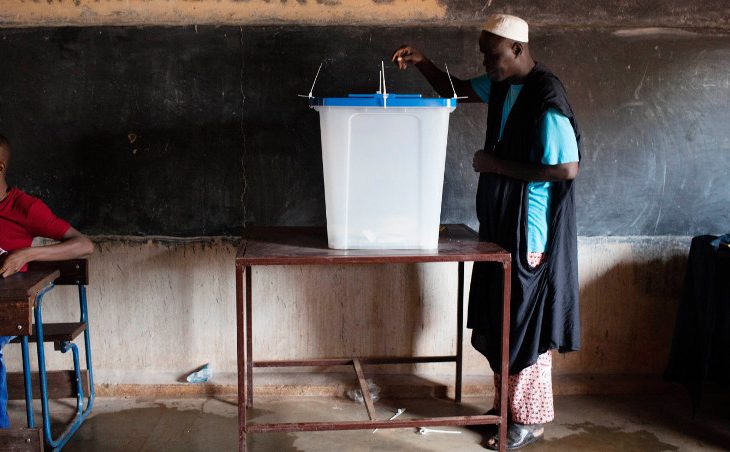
[482,14,529,43]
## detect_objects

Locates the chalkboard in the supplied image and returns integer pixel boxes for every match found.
[0,26,728,236]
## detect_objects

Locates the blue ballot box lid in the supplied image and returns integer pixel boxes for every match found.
[309,93,457,108]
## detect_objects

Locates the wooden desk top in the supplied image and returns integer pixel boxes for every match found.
[0,270,60,336]
[0,271,60,303]
[236,224,510,266]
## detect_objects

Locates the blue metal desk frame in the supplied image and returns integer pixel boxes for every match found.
[19,277,95,450]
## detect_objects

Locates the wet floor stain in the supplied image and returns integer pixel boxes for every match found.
[47,397,726,451]
[63,405,299,452]
[541,422,679,451]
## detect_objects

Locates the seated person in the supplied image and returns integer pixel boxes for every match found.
[0,134,93,428]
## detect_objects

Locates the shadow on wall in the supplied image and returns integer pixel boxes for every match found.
[563,247,688,376]
[256,264,425,372]
[245,261,474,390]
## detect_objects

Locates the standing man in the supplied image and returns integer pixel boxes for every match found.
[0,134,94,428]
[392,14,580,450]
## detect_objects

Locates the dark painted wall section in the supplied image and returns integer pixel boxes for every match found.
[0,26,728,236]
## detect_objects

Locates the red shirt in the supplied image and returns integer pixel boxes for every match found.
[0,187,71,270]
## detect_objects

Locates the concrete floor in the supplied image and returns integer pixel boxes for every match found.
[8,389,730,451]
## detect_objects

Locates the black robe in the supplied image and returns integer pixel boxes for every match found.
[467,63,581,375]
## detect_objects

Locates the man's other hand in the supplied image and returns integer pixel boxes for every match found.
[473,149,501,174]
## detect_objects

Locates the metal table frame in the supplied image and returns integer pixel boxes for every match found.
[235,225,511,452]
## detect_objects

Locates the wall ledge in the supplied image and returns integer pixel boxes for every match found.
[92,372,678,398]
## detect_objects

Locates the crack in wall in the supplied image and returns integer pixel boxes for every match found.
[239,26,248,227]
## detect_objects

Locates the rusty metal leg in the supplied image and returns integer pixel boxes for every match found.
[352,358,377,420]
[236,265,247,452]
[246,266,254,409]
[455,262,464,404]
[499,260,512,452]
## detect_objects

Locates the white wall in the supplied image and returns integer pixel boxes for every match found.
[4,236,689,396]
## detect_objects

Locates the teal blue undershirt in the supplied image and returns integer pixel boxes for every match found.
[470,75,579,253]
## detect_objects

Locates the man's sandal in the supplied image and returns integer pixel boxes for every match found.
[480,408,500,437]
[484,422,544,450]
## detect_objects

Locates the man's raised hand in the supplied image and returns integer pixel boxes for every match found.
[391,45,425,70]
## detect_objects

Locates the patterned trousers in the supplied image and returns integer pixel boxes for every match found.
[492,252,554,425]
[493,351,554,424]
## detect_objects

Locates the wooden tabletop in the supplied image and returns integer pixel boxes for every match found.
[236,224,510,266]
[0,270,60,302]
[0,269,60,336]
